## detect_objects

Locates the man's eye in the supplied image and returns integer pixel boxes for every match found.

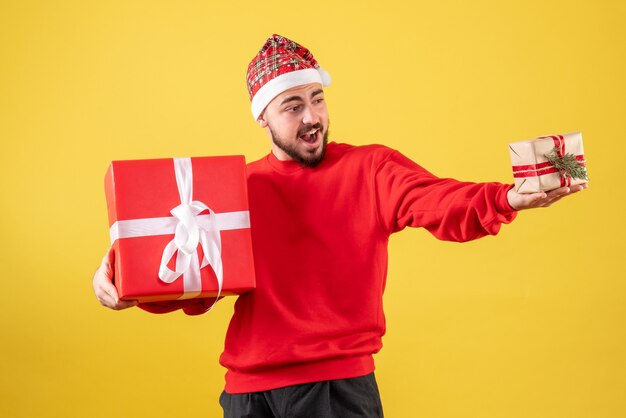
[288,106,300,112]
[315,98,324,104]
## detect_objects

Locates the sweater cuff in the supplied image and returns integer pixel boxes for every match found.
[497,184,519,214]
[182,297,222,315]
[138,300,184,314]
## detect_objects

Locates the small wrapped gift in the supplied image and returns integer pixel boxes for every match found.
[509,132,588,193]
[104,156,256,303]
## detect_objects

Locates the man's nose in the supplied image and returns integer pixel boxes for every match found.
[301,105,320,125]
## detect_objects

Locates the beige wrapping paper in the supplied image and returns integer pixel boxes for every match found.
[509,132,588,193]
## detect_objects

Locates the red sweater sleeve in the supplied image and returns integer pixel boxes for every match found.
[138,297,221,315]
[374,150,517,241]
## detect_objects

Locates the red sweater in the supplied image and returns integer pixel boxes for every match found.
[140,142,517,393]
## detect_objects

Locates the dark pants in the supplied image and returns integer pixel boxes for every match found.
[219,373,384,418]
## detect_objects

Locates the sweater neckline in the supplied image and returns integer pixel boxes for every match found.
[266,151,304,173]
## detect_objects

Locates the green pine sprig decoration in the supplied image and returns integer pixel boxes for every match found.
[545,147,588,181]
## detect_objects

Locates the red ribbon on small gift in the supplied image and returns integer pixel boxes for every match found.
[512,135,586,187]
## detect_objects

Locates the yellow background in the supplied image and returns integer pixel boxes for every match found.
[1,0,624,417]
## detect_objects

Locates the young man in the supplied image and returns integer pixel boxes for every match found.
[93,34,587,417]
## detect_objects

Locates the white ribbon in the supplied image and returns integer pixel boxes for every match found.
[109,157,251,303]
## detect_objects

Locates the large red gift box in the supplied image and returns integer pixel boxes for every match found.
[104,156,256,302]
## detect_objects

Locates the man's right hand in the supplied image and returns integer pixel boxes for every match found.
[93,247,138,310]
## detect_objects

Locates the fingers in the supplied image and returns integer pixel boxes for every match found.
[93,247,138,310]
[94,277,137,310]
[508,182,588,211]
[540,187,570,207]
[536,183,587,207]
[101,246,115,276]
[101,276,120,304]
[93,269,119,308]
[111,299,139,310]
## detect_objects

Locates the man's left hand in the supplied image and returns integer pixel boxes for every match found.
[507,183,588,211]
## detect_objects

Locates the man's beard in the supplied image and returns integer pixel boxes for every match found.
[269,122,329,168]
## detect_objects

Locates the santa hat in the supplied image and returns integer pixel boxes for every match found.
[246,34,331,120]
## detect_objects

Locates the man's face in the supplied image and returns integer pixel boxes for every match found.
[258,83,329,167]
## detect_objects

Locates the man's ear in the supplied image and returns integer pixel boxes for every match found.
[257,111,268,128]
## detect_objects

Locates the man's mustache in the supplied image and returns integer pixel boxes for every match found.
[297,123,323,137]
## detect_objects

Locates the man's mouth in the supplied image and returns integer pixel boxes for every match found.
[299,128,320,144]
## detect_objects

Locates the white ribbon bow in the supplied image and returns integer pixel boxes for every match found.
[156,158,222,299]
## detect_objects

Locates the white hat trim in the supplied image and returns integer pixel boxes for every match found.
[251,68,331,120]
